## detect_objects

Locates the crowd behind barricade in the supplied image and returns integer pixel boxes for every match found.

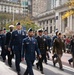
[0,22,74,75]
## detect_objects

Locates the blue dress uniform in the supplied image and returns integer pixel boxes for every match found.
[9,23,26,74]
[21,28,40,75]
[0,30,6,61]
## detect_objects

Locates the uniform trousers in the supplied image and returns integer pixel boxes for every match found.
[7,50,14,66]
[54,54,63,69]
[37,54,47,71]
[1,47,6,61]
[24,60,34,75]
[14,50,21,72]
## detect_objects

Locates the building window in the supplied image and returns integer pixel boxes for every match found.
[43,21,45,25]
[50,19,52,23]
[55,16,58,20]
[3,6,6,12]
[0,5,1,11]
[50,26,52,33]
[64,18,67,29]
[54,26,56,32]
[40,22,41,26]
[1,5,3,11]
[46,20,48,24]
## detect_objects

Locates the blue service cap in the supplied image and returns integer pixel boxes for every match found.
[16,22,20,26]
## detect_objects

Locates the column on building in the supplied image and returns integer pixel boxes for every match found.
[67,15,74,31]
[52,19,55,33]
[55,12,62,32]
[40,21,43,28]
[72,15,74,30]
[61,11,68,32]
[48,19,50,34]
[42,21,44,30]
[69,15,73,30]
[55,12,59,29]
[44,20,49,31]
[55,0,60,7]
[61,19,65,32]
[59,13,62,32]
[67,15,73,31]
[67,16,70,28]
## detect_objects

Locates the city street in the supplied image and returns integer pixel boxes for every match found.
[0,53,74,75]
[0,0,74,75]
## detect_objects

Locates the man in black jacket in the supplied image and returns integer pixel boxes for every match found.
[5,25,14,67]
[36,29,48,74]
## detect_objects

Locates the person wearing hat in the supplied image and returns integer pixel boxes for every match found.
[8,22,26,75]
[5,25,14,67]
[36,29,48,74]
[53,33,65,70]
[0,29,6,62]
[21,28,41,75]
[43,30,51,60]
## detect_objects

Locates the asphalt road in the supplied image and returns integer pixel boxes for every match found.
[0,53,74,75]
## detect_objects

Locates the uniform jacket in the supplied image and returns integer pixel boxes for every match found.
[9,30,26,51]
[53,38,65,55]
[0,34,5,47]
[5,32,12,45]
[21,37,40,60]
[36,36,48,54]
[44,35,51,48]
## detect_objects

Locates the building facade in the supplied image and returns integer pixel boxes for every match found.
[32,0,47,17]
[0,1,24,28]
[34,0,74,35]
[21,0,32,16]
[0,1,23,14]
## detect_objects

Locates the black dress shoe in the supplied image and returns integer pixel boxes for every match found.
[59,68,64,71]
[69,61,71,65]
[45,62,48,65]
[41,71,44,74]
[48,58,50,60]
[23,72,25,75]
[9,65,12,67]
[17,72,21,75]
[23,72,28,75]
[53,62,56,67]
[36,63,39,69]
[3,60,5,62]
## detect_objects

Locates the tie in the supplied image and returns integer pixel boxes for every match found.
[18,30,21,34]
[31,38,32,41]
